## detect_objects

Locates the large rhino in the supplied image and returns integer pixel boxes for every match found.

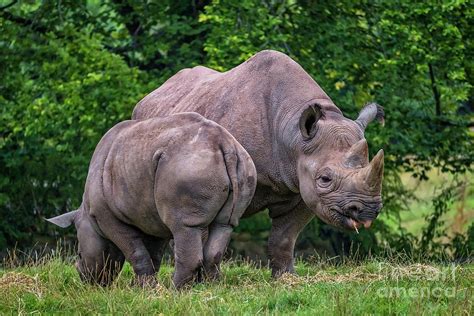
[133,50,385,277]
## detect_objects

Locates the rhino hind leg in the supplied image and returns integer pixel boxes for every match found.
[202,151,256,281]
[171,226,204,289]
[203,223,232,281]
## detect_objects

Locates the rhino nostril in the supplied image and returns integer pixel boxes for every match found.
[347,205,360,213]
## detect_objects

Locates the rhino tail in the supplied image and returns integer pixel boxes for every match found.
[45,209,79,228]
[223,149,257,226]
[224,152,240,225]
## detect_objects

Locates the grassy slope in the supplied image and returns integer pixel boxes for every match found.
[384,171,473,237]
[1,258,472,315]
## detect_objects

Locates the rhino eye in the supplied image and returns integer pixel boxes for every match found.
[317,174,333,187]
[320,176,332,183]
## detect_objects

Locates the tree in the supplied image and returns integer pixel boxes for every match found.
[201,0,473,254]
[0,6,147,248]
[1,0,472,256]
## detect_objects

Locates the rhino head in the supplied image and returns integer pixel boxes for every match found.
[296,102,384,231]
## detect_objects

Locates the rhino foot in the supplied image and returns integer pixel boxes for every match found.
[133,274,158,288]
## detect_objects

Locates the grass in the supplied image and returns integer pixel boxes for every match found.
[1,170,472,314]
[1,253,473,315]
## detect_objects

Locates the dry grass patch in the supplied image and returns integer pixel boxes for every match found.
[277,271,381,287]
[0,272,43,298]
[383,263,443,280]
[277,263,462,287]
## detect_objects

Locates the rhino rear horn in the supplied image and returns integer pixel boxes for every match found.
[344,139,369,168]
[365,149,384,190]
[45,210,79,228]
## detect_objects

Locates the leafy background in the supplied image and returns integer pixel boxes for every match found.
[1,0,472,260]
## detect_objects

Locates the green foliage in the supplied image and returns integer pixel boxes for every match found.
[202,0,473,173]
[201,0,474,256]
[452,222,474,261]
[0,8,150,248]
[0,0,209,250]
[0,0,472,256]
[84,0,208,78]
[420,182,456,255]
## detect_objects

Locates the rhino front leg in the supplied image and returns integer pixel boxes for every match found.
[143,236,169,273]
[97,217,156,287]
[268,202,314,278]
[172,226,204,288]
[76,217,125,286]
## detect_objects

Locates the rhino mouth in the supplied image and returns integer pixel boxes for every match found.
[332,208,371,231]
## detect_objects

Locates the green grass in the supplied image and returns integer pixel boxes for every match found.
[1,256,472,315]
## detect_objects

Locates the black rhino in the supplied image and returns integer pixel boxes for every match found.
[133,50,385,277]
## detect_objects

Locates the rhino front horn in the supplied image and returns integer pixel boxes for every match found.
[344,139,369,168]
[366,149,384,190]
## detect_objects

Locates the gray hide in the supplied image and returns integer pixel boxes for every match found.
[133,50,385,277]
[47,112,256,288]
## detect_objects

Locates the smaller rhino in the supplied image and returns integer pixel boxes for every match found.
[47,112,257,288]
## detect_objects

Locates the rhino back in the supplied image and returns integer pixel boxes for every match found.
[85,115,203,235]
[132,50,339,194]
[84,113,253,236]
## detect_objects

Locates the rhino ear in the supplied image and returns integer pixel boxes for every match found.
[299,104,322,140]
[45,210,79,228]
[356,102,384,131]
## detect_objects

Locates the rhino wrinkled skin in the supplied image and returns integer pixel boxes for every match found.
[47,113,257,288]
[133,50,385,277]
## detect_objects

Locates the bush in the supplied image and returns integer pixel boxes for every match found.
[0,22,149,249]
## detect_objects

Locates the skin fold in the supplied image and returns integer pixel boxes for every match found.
[133,50,385,277]
[47,113,257,288]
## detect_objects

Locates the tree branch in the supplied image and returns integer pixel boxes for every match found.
[0,0,17,11]
[429,63,441,116]
[0,9,48,33]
